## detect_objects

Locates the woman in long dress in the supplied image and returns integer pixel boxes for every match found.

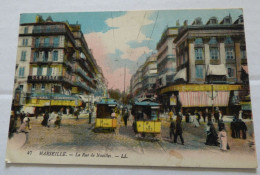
[218,124,229,151]
[205,122,219,146]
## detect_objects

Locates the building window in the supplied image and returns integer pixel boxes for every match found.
[22,39,28,46]
[21,51,26,61]
[43,51,48,62]
[227,67,235,78]
[210,48,219,60]
[35,38,40,47]
[37,67,43,76]
[194,38,203,45]
[53,51,58,61]
[41,84,45,92]
[209,37,218,45]
[47,67,52,76]
[46,26,51,32]
[195,48,203,60]
[225,47,234,60]
[224,37,234,45]
[44,37,50,47]
[195,65,204,78]
[241,46,247,59]
[33,52,38,62]
[19,85,24,90]
[24,27,28,34]
[18,67,25,77]
[31,84,35,92]
[53,37,59,47]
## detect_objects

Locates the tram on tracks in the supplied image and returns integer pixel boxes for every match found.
[131,99,161,138]
[93,98,118,132]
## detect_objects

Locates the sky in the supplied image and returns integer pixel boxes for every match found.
[20,9,243,91]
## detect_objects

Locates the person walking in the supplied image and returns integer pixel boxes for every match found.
[174,120,184,145]
[239,119,247,139]
[205,121,219,146]
[218,124,229,151]
[123,109,129,127]
[20,111,25,124]
[54,115,61,128]
[202,111,206,123]
[24,113,31,130]
[88,108,93,124]
[168,110,174,121]
[169,118,175,141]
[41,112,49,127]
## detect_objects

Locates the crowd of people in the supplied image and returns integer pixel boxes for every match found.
[168,109,248,151]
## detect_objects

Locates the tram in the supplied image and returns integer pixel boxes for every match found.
[131,99,161,137]
[94,98,118,132]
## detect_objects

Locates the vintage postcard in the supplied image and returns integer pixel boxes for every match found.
[6,9,257,168]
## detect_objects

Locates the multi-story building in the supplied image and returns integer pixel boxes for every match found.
[130,65,143,98]
[13,24,34,106]
[156,27,179,111]
[13,16,105,112]
[141,54,157,98]
[160,15,248,114]
[156,27,179,88]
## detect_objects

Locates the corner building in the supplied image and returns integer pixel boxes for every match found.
[160,15,249,115]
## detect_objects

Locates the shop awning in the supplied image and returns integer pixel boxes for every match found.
[174,68,187,81]
[207,64,227,76]
[179,91,230,107]
[242,65,248,74]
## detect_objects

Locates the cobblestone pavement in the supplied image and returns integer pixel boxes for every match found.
[16,113,255,155]
[9,112,254,168]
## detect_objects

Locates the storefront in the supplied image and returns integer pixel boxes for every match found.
[160,84,243,114]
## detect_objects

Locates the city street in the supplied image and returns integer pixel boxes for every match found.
[7,112,256,167]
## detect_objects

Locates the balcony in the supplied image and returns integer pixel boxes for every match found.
[34,43,59,49]
[76,81,94,93]
[28,75,74,85]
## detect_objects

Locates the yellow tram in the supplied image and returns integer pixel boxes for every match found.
[131,99,161,137]
[94,98,118,132]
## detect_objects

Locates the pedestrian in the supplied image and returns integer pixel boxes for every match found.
[168,110,174,121]
[195,111,201,125]
[54,115,61,128]
[239,119,247,139]
[230,118,236,138]
[218,123,229,151]
[24,113,31,130]
[205,121,219,146]
[123,109,129,127]
[25,112,31,130]
[174,120,184,145]
[74,108,79,120]
[20,111,25,124]
[169,118,175,141]
[185,113,190,123]
[49,111,57,127]
[214,110,220,123]
[202,111,206,123]
[234,118,241,138]
[58,108,63,120]
[88,109,92,124]
[238,110,243,120]
[193,114,200,128]
[41,112,49,127]
[207,111,212,123]
[18,117,28,133]
[219,110,223,120]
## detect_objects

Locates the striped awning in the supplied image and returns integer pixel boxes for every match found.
[179,91,230,107]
